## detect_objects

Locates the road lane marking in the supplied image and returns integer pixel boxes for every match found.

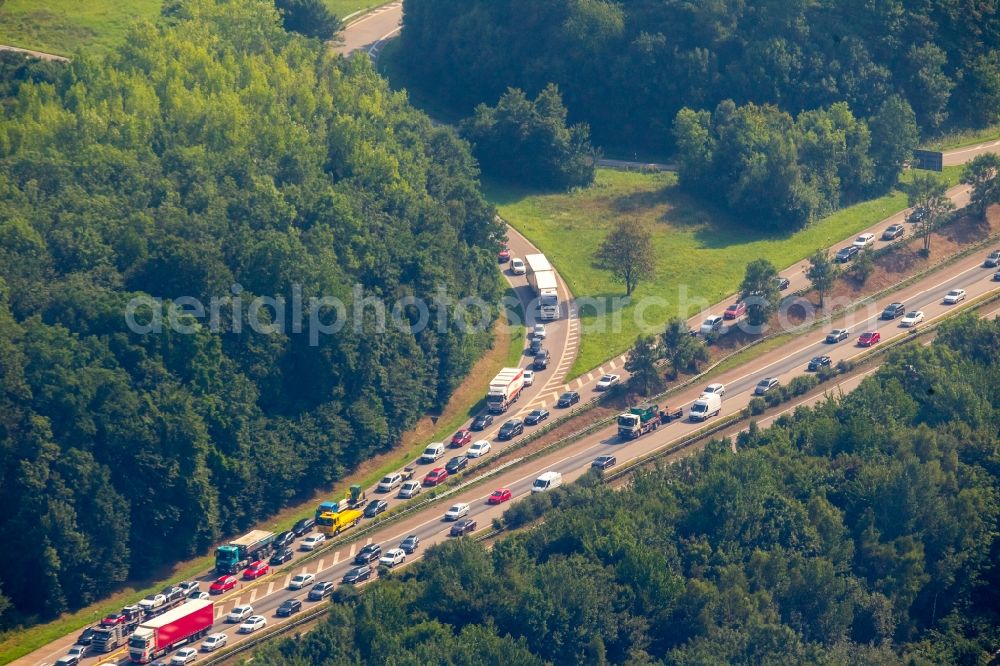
[267,582,274,595]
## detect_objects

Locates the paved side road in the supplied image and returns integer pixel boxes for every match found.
[0,44,68,62]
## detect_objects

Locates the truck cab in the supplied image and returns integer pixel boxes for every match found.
[617,405,660,439]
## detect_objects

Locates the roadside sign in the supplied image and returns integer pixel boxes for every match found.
[912,149,943,171]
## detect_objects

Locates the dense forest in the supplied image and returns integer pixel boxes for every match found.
[258,315,1000,665]
[400,0,1000,153]
[0,0,502,624]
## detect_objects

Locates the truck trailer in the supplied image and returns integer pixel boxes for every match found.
[524,254,559,320]
[486,367,525,414]
[215,530,276,574]
[91,606,143,653]
[128,599,214,663]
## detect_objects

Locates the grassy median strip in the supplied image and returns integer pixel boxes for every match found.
[490,167,964,376]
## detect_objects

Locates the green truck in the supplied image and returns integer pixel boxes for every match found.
[215,529,276,574]
[617,404,682,440]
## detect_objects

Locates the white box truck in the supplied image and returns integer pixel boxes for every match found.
[486,367,525,413]
[525,254,559,320]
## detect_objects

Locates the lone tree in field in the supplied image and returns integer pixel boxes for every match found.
[906,172,954,256]
[660,318,709,379]
[596,218,655,296]
[624,335,664,395]
[806,249,838,307]
[275,0,342,39]
[739,259,781,327]
[961,153,1000,218]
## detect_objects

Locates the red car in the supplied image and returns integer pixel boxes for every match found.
[723,302,746,320]
[101,611,126,627]
[423,467,449,487]
[857,331,881,347]
[488,488,512,504]
[243,560,269,580]
[498,246,510,263]
[210,575,239,594]
[450,430,472,448]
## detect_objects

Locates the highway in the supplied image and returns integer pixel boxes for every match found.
[19,4,1000,664]
[30,238,998,665]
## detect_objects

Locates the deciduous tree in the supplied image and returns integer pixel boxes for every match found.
[596,218,655,296]
[806,250,838,307]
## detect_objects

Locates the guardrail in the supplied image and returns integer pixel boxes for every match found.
[202,289,1000,664]
[601,285,1000,484]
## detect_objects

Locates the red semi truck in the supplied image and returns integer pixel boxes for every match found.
[128,599,214,663]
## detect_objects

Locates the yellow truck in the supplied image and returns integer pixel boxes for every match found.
[315,486,366,536]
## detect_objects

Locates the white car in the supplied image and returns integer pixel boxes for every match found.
[595,374,620,391]
[138,594,166,611]
[201,633,228,652]
[379,548,407,568]
[289,572,315,590]
[190,591,210,600]
[853,233,876,248]
[901,311,924,327]
[170,648,198,665]
[299,533,325,551]
[377,472,403,492]
[943,289,966,304]
[444,502,470,521]
[398,479,422,498]
[522,369,535,386]
[66,646,87,659]
[510,258,526,275]
[239,615,267,633]
[467,440,492,458]
[227,605,253,623]
[533,323,546,339]
[701,383,725,398]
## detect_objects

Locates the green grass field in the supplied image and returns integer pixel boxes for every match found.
[922,124,1000,151]
[0,0,388,56]
[0,0,161,55]
[488,166,963,377]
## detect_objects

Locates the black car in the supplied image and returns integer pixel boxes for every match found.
[308,581,335,601]
[399,535,420,554]
[292,517,315,537]
[835,246,859,263]
[470,413,493,431]
[774,276,790,290]
[269,547,294,566]
[825,329,849,343]
[364,499,388,518]
[355,543,382,564]
[276,598,302,616]
[908,206,928,223]
[881,302,905,319]
[529,337,544,354]
[274,530,295,549]
[533,349,550,370]
[807,355,832,371]
[524,408,549,425]
[557,391,580,408]
[76,626,96,646]
[450,519,477,536]
[445,455,469,474]
[498,418,524,440]
[343,565,374,585]
[592,455,617,470]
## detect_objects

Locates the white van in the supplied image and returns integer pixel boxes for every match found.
[531,471,562,493]
[419,443,445,464]
[688,393,722,422]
